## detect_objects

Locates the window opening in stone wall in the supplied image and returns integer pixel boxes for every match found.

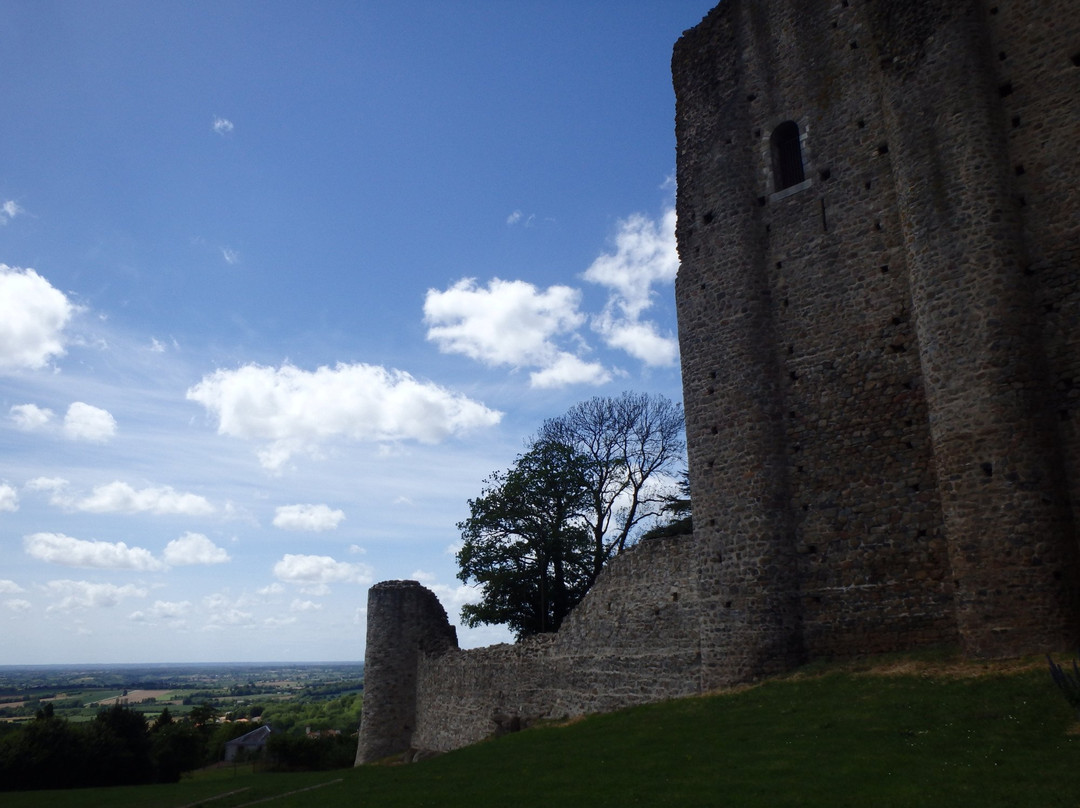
[771,121,805,191]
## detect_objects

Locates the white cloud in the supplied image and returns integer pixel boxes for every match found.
[63,402,117,442]
[4,599,31,612]
[257,582,285,596]
[583,208,680,367]
[10,403,54,431]
[0,580,24,595]
[273,503,345,532]
[202,592,255,627]
[25,532,164,571]
[43,580,148,611]
[506,209,536,227]
[163,532,230,566]
[130,600,191,622]
[207,608,254,627]
[411,570,481,613]
[0,265,75,371]
[75,481,214,516]
[187,362,502,472]
[528,353,613,389]
[423,209,678,384]
[290,598,323,612]
[222,247,239,265]
[272,554,372,590]
[583,209,679,316]
[25,476,71,508]
[26,476,68,492]
[424,278,611,388]
[212,116,234,134]
[151,600,191,618]
[10,401,121,443]
[0,200,23,224]
[589,316,679,367]
[425,277,583,367]
[0,483,18,512]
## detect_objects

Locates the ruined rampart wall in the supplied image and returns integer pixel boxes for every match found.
[410,533,702,755]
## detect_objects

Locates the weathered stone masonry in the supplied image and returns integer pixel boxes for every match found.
[357,0,1080,763]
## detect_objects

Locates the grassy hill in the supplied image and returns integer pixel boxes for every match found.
[4,654,1078,807]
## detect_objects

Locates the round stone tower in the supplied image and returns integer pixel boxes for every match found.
[354,580,457,765]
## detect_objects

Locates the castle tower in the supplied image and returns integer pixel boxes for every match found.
[355,581,457,765]
[673,0,1080,680]
[867,0,1080,655]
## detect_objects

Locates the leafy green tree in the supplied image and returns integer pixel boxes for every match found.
[266,732,355,772]
[33,702,54,721]
[152,705,174,730]
[188,703,221,726]
[88,703,154,786]
[151,721,205,782]
[0,714,86,790]
[457,439,595,638]
[538,392,685,583]
[641,470,693,539]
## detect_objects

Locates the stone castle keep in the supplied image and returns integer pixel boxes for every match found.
[357,0,1080,763]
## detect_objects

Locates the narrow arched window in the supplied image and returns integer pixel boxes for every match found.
[771,121,805,191]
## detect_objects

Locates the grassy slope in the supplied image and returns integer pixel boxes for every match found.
[5,658,1078,808]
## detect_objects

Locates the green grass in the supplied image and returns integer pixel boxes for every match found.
[4,659,1078,807]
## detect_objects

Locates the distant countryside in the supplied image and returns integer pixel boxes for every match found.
[0,662,363,790]
[0,662,363,729]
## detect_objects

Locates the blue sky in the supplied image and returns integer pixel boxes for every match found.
[0,1,713,664]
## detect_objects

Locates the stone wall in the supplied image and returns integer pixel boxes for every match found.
[357,534,702,760]
[357,0,1080,762]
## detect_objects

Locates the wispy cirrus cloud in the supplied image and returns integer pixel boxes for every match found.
[0,265,75,372]
[212,116,234,135]
[187,362,502,472]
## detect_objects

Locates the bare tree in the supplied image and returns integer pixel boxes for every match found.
[538,392,685,584]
